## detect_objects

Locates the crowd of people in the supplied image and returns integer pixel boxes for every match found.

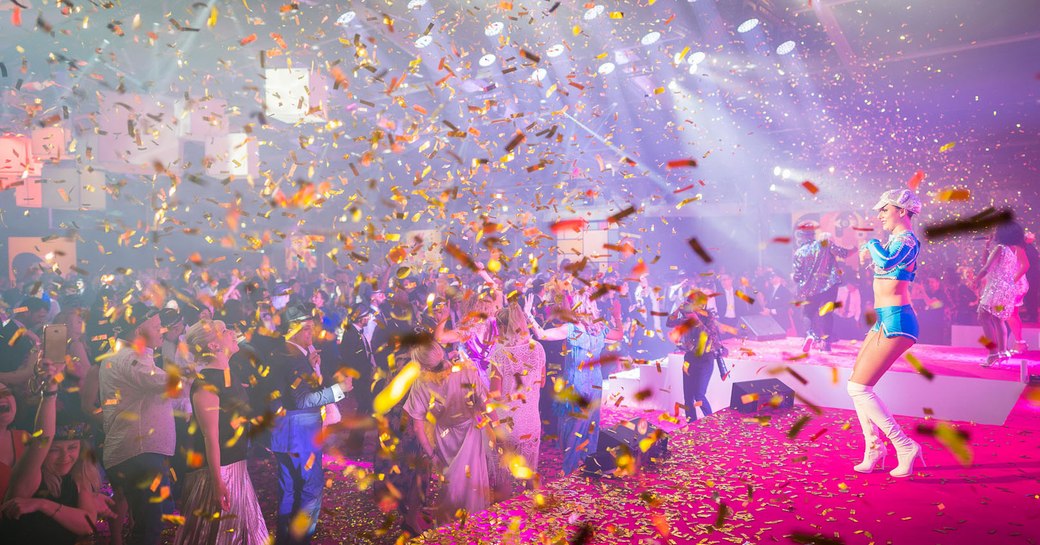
[0,200,1037,544]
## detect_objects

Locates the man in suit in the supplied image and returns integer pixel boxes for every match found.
[763,271,799,336]
[335,307,376,457]
[269,305,352,545]
[715,274,751,332]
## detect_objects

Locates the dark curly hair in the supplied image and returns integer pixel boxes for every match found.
[995,221,1025,246]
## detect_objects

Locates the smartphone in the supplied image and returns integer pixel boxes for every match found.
[42,324,68,363]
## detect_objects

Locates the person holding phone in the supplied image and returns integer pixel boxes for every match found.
[0,353,101,544]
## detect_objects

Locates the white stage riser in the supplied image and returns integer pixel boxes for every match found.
[604,356,1024,426]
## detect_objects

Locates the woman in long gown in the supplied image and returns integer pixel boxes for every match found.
[404,340,492,520]
[487,303,545,487]
[527,294,622,475]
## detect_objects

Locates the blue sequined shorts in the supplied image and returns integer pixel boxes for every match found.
[869,305,919,341]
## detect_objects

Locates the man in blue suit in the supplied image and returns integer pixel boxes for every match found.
[269,304,353,544]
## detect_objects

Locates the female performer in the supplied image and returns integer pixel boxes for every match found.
[849,189,925,478]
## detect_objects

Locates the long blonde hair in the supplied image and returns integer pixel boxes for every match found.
[496,303,531,346]
[42,439,100,499]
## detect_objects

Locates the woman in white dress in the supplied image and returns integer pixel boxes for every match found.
[404,340,492,520]
[487,303,545,487]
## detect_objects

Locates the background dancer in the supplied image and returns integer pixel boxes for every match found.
[793,223,850,352]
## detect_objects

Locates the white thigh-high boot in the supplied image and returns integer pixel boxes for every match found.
[847,382,887,472]
[846,381,924,477]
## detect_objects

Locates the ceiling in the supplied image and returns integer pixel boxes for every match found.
[1,0,1037,244]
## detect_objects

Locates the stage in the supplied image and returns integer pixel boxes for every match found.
[605,337,1037,425]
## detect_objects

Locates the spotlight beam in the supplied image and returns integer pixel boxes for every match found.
[562,112,673,202]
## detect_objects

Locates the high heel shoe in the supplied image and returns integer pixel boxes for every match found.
[853,445,888,473]
[982,353,1003,368]
[890,441,925,478]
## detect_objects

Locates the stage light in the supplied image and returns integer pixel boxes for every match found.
[583,5,605,20]
[407,0,427,8]
[641,31,661,46]
[769,184,778,192]
[531,68,548,81]
[688,51,706,65]
[782,169,791,179]
[479,54,497,67]
[414,35,433,48]
[485,21,504,36]
[546,44,565,58]
[773,166,782,176]
[597,62,615,75]
[688,63,699,75]
[777,41,796,55]
[737,18,760,33]
[335,11,355,26]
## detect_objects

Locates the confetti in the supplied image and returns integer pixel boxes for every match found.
[372,361,420,416]
[787,415,811,439]
[904,352,934,380]
[801,180,819,194]
[923,208,1013,240]
[606,206,636,225]
[549,218,588,234]
[907,170,926,191]
[665,159,698,169]
[934,187,971,202]
[687,238,713,263]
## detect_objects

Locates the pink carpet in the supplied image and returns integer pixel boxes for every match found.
[417,390,1040,544]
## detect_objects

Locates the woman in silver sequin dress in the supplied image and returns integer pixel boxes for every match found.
[977,221,1027,366]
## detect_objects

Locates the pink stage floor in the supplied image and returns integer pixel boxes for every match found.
[417,393,1040,545]
[722,337,1035,381]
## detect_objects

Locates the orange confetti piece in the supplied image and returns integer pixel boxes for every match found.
[935,187,971,202]
[240,33,257,46]
[666,159,698,169]
[444,242,479,271]
[801,180,819,194]
[270,32,288,50]
[907,170,925,191]
[629,260,648,280]
[549,218,588,234]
